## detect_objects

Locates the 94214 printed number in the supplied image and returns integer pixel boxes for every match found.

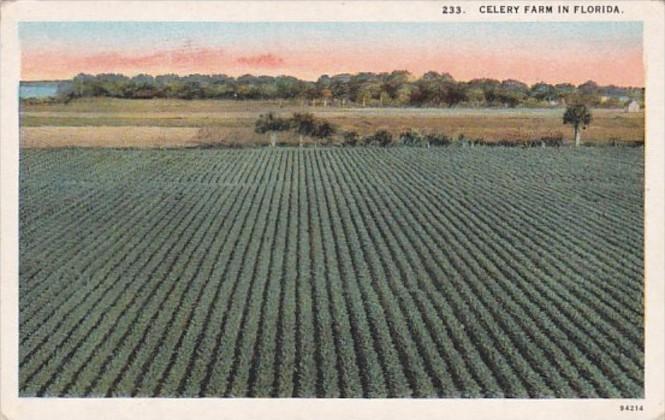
[619,405,643,412]
[441,5,464,14]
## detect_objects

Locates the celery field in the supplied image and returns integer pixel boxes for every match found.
[19,147,644,398]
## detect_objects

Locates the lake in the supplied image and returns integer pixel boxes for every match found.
[20,82,60,99]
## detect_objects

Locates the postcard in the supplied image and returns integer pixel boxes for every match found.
[1,1,663,419]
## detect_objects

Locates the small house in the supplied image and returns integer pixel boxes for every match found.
[625,100,640,113]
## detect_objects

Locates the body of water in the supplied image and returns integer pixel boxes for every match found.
[20,82,60,99]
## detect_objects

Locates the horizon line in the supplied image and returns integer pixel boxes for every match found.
[19,72,646,89]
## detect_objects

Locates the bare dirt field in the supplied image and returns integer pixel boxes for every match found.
[20,127,200,148]
[20,98,645,148]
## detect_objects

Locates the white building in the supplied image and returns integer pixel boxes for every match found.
[626,100,640,112]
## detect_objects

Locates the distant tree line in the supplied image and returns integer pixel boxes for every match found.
[58,71,644,108]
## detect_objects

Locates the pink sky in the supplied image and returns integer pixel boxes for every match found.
[20,22,644,86]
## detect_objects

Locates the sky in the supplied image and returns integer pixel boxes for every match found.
[20,22,643,86]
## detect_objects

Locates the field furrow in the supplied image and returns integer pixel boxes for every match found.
[19,146,644,398]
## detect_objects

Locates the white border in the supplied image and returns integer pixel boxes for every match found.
[1,2,663,420]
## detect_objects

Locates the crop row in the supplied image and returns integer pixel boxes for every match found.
[19,147,644,398]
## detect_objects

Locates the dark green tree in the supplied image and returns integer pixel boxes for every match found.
[291,112,316,147]
[255,112,290,147]
[563,104,592,147]
[312,121,336,146]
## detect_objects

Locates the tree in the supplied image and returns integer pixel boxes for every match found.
[330,74,352,105]
[356,82,381,107]
[443,83,467,107]
[46,72,644,111]
[291,112,316,147]
[496,89,521,108]
[497,79,528,107]
[415,72,457,106]
[320,88,333,107]
[578,80,599,96]
[563,104,592,147]
[395,84,417,106]
[467,78,500,106]
[383,70,412,101]
[312,121,336,146]
[530,82,557,102]
[275,75,304,99]
[255,112,290,147]
[71,73,104,98]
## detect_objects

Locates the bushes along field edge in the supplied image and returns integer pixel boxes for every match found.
[190,111,642,149]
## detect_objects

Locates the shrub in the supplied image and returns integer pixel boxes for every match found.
[494,139,520,147]
[399,129,422,146]
[424,132,452,147]
[342,131,359,147]
[520,132,564,148]
[540,133,564,147]
[363,129,393,147]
